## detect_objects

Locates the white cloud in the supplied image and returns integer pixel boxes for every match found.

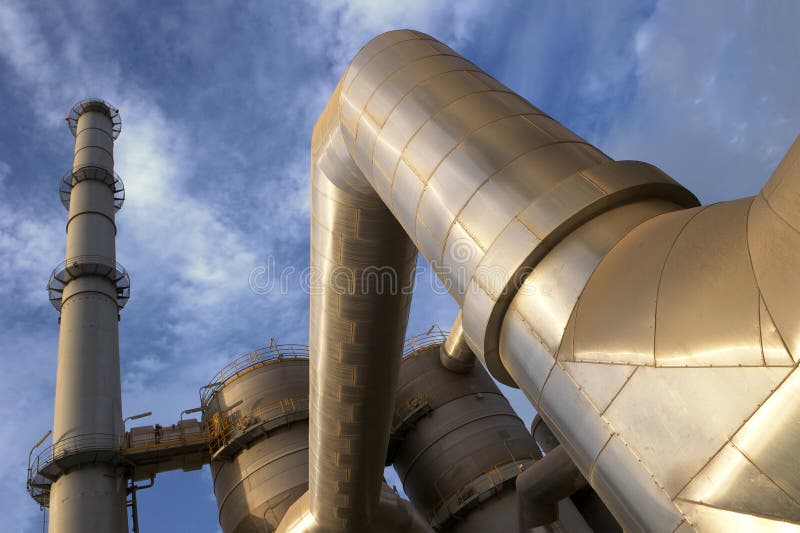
[600,0,800,202]
[311,0,490,74]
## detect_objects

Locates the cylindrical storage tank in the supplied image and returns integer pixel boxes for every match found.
[202,345,310,533]
[389,332,535,533]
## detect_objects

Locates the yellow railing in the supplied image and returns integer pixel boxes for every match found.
[207,395,309,456]
[123,429,208,454]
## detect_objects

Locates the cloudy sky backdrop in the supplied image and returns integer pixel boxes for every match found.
[1,1,798,531]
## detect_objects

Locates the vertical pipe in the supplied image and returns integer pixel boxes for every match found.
[48,101,128,533]
[439,312,476,373]
[131,485,139,533]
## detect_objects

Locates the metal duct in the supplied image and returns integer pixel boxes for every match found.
[288,28,693,532]
[284,28,800,532]
[498,139,800,531]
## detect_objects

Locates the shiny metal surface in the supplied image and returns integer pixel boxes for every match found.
[501,144,800,529]
[297,28,800,532]
[204,353,310,533]
[48,100,128,533]
[309,60,418,531]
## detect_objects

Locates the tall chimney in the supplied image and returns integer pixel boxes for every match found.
[46,99,130,532]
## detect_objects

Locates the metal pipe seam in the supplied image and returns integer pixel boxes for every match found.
[497,136,800,530]
[73,142,114,161]
[214,441,310,531]
[439,312,475,373]
[460,168,699,385]
[322,30,697,386]
[211,437,309,512]
[398,407,522,487]
[66,210,117,234]
[60,279,120,308]
[515,446,587,532]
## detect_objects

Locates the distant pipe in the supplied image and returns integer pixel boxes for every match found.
[179,407,202,421]
[516,446,587,532]
[123,412,152,425]
[439,312,476,373]
[129,475,155,533]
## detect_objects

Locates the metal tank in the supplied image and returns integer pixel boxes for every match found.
[389,331,591,533]
[202,344,311,532]
[45,99,130,533]
[388,331,534,532]
[290,28,800,531]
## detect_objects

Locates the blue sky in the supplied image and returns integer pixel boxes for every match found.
[1,1,798,531]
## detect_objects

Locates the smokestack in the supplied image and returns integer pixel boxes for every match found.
[45,99,130,532]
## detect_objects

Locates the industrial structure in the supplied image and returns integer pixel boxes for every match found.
[27,30,800,532]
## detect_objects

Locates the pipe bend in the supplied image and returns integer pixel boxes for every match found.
[516,446,587,533]
[310,27,697,533]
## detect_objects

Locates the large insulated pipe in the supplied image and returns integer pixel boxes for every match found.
[285,29,800,531]
[278,63,426,531]
[47,100,129,532]
[497,137,800,528]
[277,29,694,532]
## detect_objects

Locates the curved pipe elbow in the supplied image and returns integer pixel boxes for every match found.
[516,446,587,532]
[439,312,475,373]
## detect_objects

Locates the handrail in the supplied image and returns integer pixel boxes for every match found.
[402,328,448,360]
[200,344,310,406]
[27,432,121,505]
[59,167,125,212]
[66,98,122,139]
[27,427,215,507]
[46,255,131,311]
[207,395,309,456]
[28,433,120,474]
